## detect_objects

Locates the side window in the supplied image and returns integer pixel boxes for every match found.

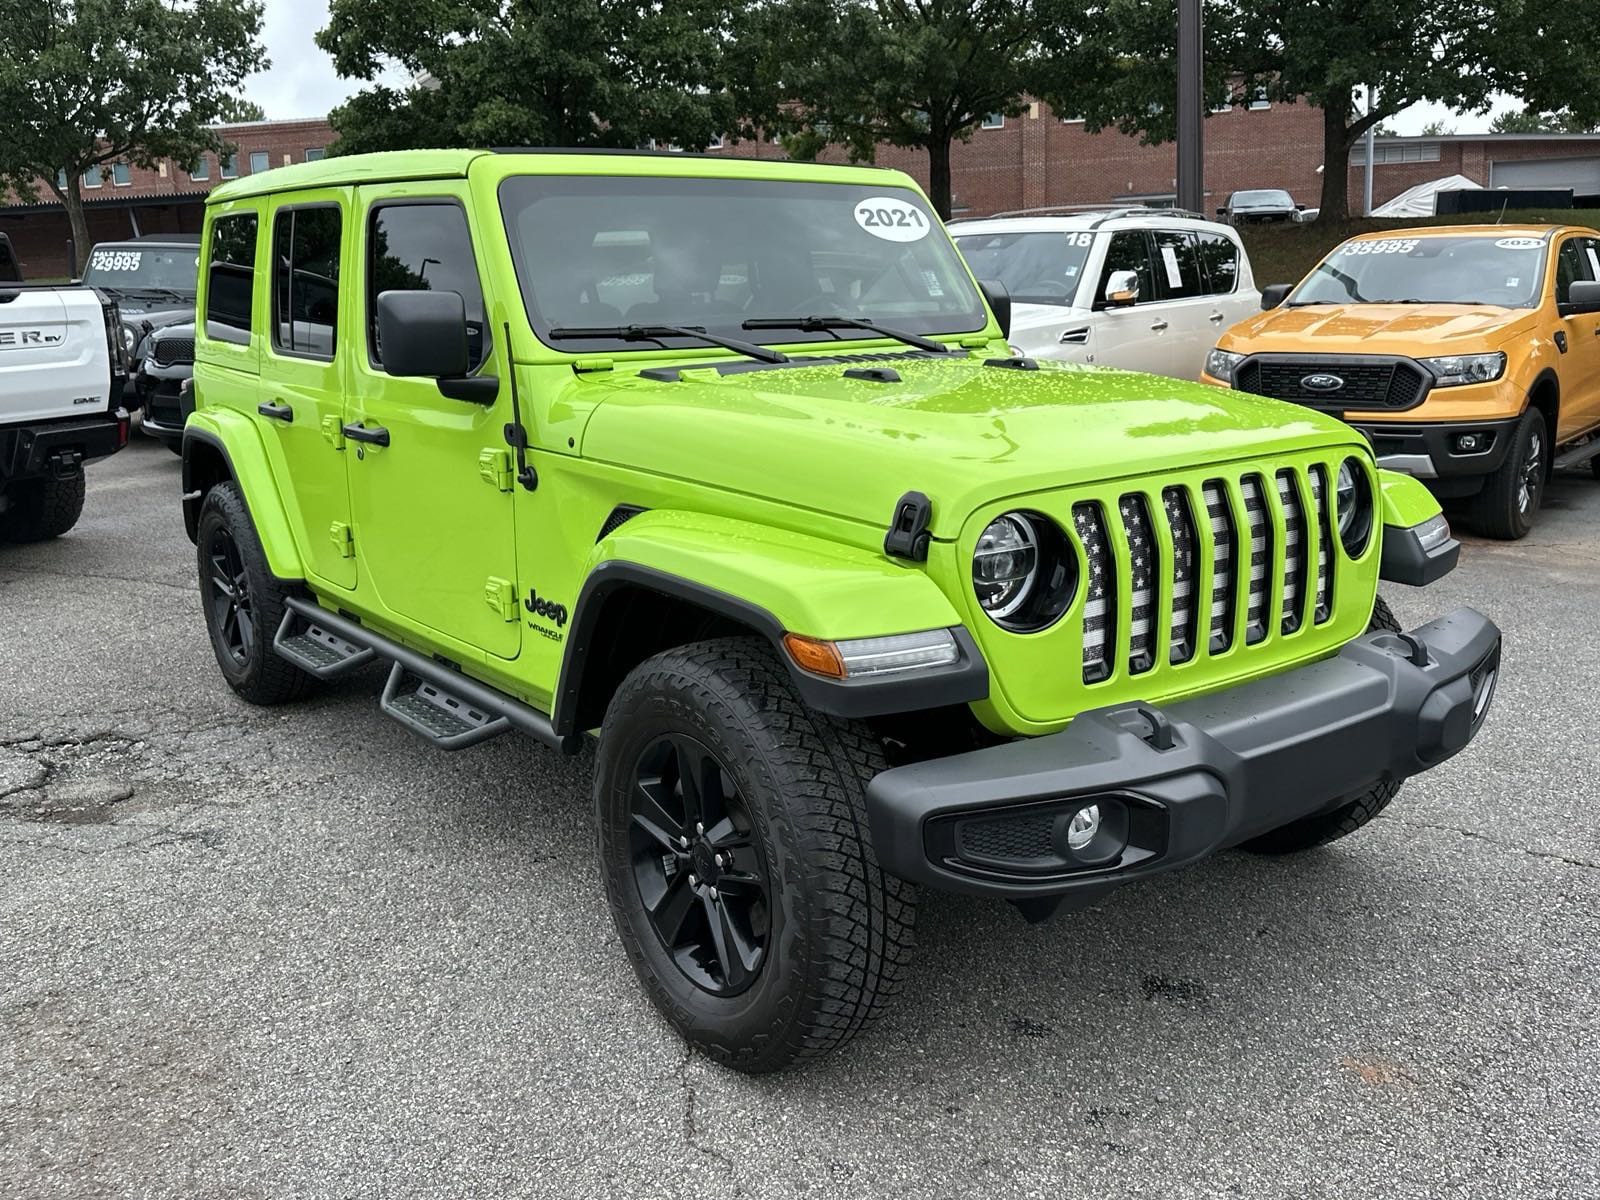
[1151,230,1205,300]
[368,203,489,371]
[206,213,258,344]
[272,206,342,359]
[1193,232,1240,294]
[1555,239,1592,303]
[0,238,19,283]
[1097,231,1156,307]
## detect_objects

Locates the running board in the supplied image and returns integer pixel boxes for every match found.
[1553,438,1600,470]
[273,610,377,678]
[278,596,579,754]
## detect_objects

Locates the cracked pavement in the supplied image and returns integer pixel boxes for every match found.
[2,438,1598,1198]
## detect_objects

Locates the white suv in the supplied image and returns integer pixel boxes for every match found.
[951,208,1260,380]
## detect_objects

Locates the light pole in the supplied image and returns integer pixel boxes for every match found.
[1176,0,1205,214]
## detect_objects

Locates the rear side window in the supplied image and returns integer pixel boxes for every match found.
[1194,232,1240,294]
[0,238,19,283]
[1097,231,1157,306]
[1152,230,1205,299]
[206,213,258,344]
[272,206,342,359]
[368,202,489,371]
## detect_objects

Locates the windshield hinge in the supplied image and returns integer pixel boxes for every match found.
[884,491,933,563]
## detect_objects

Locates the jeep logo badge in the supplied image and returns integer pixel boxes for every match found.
[524,588,568,628]
[1301,373,1345,393]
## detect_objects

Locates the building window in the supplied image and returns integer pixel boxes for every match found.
[1350,140,1443,165]
[56,169,67,190]
[705,134,724,150]
[305,148,326,162]
[82,169,103,189]
[1210,91,1233,114]
[1058,112,1085,123]
[112,163,132,186]
[981,113,1005,130]
[190,156,210,182]
[1248,86,1270,111]
[249,151,270,174]
[220,153,238,180]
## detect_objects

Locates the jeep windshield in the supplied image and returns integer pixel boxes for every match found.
[499,175,987,353]
[951,230,1091,307]
[82,244,199,297]
[1290,234,1548,308]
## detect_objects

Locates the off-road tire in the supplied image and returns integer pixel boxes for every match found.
[195,482,312,706]
[2,472,86,542]
[595,637,916,1072]
[1469,407,1547,540]
[1240,593,1403,854]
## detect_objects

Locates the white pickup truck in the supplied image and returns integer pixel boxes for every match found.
[0,281,129,542]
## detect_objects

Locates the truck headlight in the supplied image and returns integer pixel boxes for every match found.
[972,511,1076,631]
[1419,352,1505,387]
[1335,457,1374,556]
[121,324,138,357]
[1205,348,1245,385]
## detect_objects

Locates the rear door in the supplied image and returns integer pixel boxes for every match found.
[342,188,520,661]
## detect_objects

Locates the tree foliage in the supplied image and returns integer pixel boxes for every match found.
[317,0,743,155]
[1490,108,1596,134]
[731,0,1101,219]
[0,0,268,272]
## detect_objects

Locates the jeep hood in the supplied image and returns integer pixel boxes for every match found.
[1228,303,1532,352]
[576,357,1362,538]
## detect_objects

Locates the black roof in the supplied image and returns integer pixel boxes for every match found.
[97,234,202,246]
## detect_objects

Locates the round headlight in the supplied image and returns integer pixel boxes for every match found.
[972,511,1076,631]
[1335,456,1374,556]
[121,325,137,355]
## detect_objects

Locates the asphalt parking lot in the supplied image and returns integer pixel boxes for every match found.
[2,436,1597,1199]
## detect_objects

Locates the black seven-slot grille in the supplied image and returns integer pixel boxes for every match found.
[1235,357,1429,412]
[152,337,195,367]
[1074,464,1337,684]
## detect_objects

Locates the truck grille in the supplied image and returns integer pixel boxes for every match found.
[152,337,194,367]
[1075,465,1336,685]
[1236,357,1430,412]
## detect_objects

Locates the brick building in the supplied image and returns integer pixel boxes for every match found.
[1,117,334,278]
[1346,132,1600,208]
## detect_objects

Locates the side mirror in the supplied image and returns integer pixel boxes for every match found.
[1260,283,1293,311]
[1216,207,1227,218]
[1564,279,1600,316]
[375,290,498,403]
[977,277,1011,340]
[1296,204,1306,211]
[1103,269,1140,307]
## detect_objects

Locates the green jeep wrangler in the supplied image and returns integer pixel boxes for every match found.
[183,149,1501,1071]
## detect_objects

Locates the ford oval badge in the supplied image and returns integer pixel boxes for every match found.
[1301,373,1345,393]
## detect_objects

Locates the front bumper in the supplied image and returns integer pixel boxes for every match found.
[1354,418,1519,494]
[135,360,192,442]
[866,608,1501,903]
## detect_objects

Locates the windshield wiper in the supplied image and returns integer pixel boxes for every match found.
[113,286,188,302]
[741,315,953,354]
[548,324,788,364]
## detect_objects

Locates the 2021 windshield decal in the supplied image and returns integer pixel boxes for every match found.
[854,196,931,243]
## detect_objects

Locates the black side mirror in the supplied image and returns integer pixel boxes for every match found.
[977,277,1011,341]
[1216,207,1227,218]
[1564,279,1600,316]
[375,290,498,403]
[1260,283,1293,311]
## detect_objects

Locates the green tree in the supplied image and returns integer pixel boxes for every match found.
[0,0,267,274]
[731,0,1100,220]
[317,0,743,155]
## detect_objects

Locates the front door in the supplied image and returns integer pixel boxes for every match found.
[1558,236,1600,435]
[342,190,521,661]
[1089,231,1174,375]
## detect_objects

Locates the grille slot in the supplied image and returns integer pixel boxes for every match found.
[1309,465,1334,623]
[1162,486,1198,665]
[1240,476,1272,646]
[1202,480,1236,654]
[1120,494,1158,675]
[1276,470,1309,634]
[1074,502,1115,683]
[1245,358,1430,411]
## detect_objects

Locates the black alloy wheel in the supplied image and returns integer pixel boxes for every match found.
[630,733,771,996]
[204,525,255,667]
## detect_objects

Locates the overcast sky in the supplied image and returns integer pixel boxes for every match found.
[241,1,1524,134]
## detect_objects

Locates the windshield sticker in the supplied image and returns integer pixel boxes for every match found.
[88,250,142,272]
[1064,232,1094,247]
[1506,277,1521,288]
[1587,247,1600,278]
[1495,237,1543,250]
[854,196,931,243]
[1160,245,1184,289]
[1338,239,1419,257]
[920,269,945,297]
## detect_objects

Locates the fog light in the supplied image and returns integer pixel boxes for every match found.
[1454,432,1488,454]
[1066,804,1100,850]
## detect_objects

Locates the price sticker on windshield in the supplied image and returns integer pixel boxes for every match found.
[854,196,931,243]
[88,250,142,272]
[1338,239,1419,256]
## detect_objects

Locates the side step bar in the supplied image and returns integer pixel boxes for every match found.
[278,596,580,755]
[1553,437,1600,471]
[274,610,377,679]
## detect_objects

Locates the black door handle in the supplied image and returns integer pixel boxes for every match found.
[257,401,293,423]
[342,422,390,447]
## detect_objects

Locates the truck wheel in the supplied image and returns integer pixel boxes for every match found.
[2,472,86,542]
[195,482,312,706]
[1240,593,1402,854]
[1469,407,1546,540]
[595,637,916,1072]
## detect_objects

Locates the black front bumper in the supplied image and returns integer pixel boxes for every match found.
[135,361,192,443]
[866,608,1501,904]
[1353,418,1520,497]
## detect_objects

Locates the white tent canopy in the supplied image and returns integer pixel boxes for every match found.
[1372,174,1483,218]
